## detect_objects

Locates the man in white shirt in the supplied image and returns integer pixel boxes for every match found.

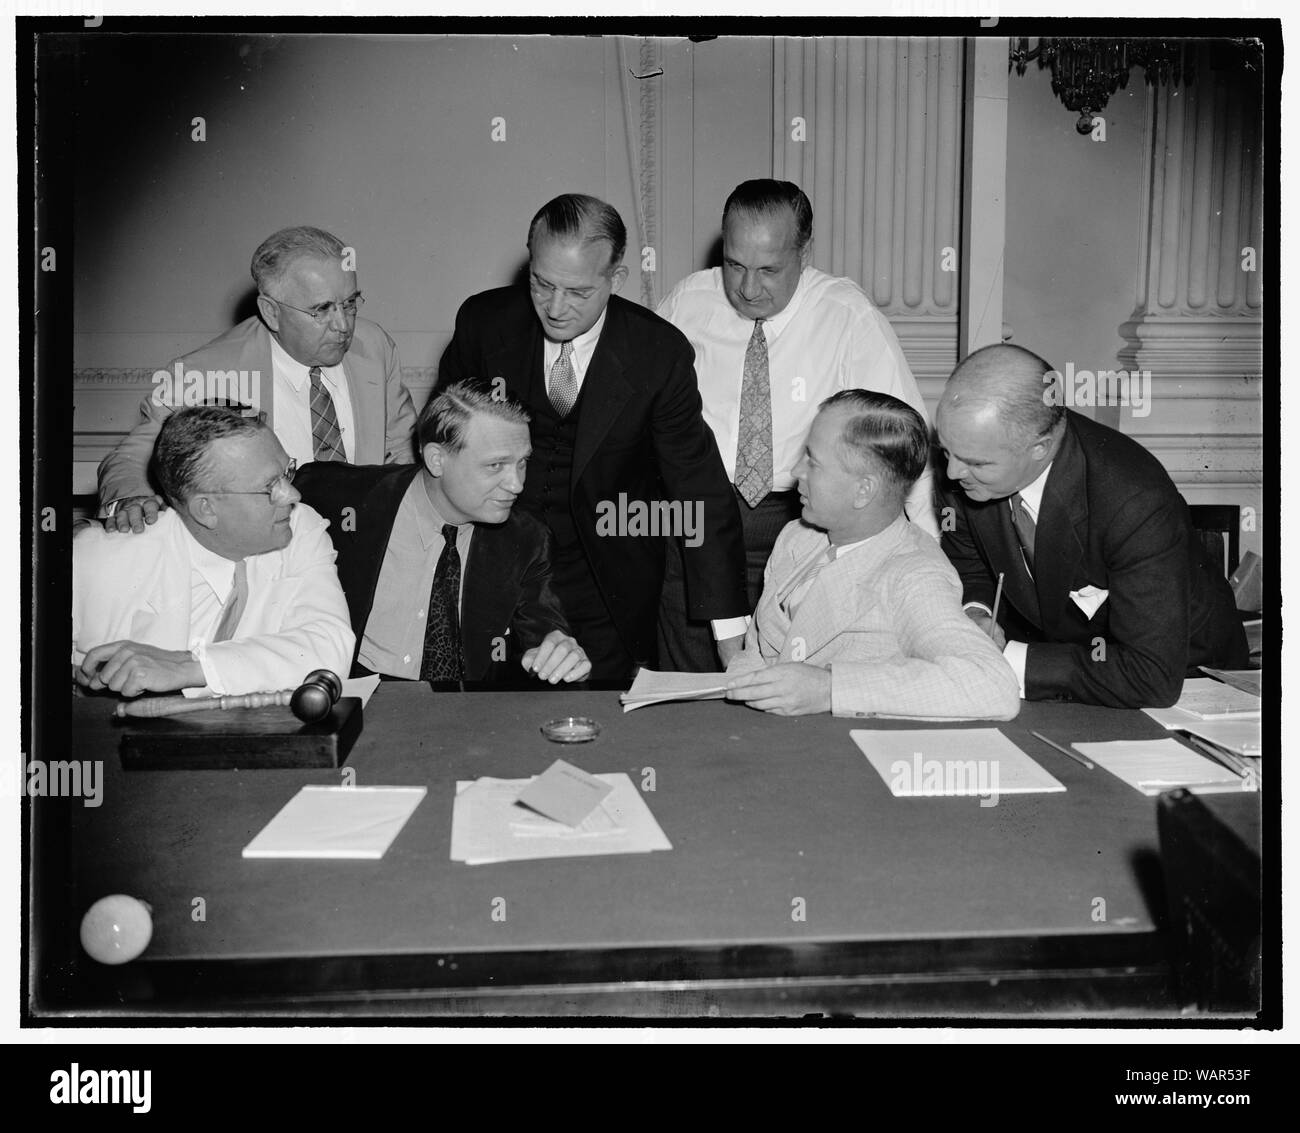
[657,179,937,670]
[74,406,355,698]
[725,390,1017,719]
[97,225,417,532]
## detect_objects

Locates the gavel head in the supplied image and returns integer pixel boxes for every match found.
[290,670,343,723]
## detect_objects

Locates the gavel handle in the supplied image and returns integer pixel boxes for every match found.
[113,689,295,719]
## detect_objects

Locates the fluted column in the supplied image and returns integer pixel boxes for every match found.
[772,36,964,400]
[1118,43,1263,500]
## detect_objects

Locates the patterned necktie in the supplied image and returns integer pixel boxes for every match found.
[420,525,464,681]
[549,340,578,418]
[1010,492,1037,575]
[734,319,773,508]
[211,559,248,643]
[309,366,347,462]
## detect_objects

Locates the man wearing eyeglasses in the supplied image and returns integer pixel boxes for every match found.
[437,194,748,682]
[97,225,417,533]
[74,406,355,698]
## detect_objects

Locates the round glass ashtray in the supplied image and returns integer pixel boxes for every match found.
[540,717,601,743]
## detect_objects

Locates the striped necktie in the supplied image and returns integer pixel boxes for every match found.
[309,366,347,462]
[1010,492,1037,575]
[734,319,773,508]
[211,559,248,643]
[781,544,837,619]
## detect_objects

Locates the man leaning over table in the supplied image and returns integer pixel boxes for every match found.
[97,225,417,532]
[73,406,355,698]
[725,390,1020,719]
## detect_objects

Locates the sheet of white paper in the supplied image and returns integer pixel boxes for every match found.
[1176,718,1262,758]
[1166,677,1261,720]
[620,669,730,712]
[242,785,426,859]
[851,728,1065,798]
[1072,738,1250,796]
[340,674,381,708]
[450,773,672,864]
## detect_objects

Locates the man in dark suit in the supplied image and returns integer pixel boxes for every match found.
[935,343,1248,708]
[437,194,748,681]
[295,380,590,686]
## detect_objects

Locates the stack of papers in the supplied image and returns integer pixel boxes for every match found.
[450,769,672,865]
[1144,677,1261,724]
[851,728,1066,799]
[1198,667,1262,697]
[1071,739,1252,796]
[620,669,730,712]
[242,785,427,859]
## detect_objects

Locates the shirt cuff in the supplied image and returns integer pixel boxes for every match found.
[963,601,994,618]
[711,616,751,642]
[1002,639,1028,699]
[186,642,220,697]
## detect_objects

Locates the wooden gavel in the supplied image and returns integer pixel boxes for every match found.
[113,669,344,723]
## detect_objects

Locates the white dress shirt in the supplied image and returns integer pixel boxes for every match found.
[269,334,357,464]
[542,310,606,398]
[658,265,938,537]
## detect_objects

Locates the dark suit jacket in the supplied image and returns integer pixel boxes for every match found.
[437,287,748,662]
[294,462,571,682]
[940,411,1248,708]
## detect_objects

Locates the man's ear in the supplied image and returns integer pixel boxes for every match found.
[186,493,220,532]
[799,239,813,269]
[256,293,282,333]
[853,472,878,510]
[421,442,445,477]
[608,263,630,294]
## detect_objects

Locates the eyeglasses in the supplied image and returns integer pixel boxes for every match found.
[202,460,298,502]
[528,273,604,305]
[266,292,364,325]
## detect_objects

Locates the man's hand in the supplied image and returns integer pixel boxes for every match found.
[726,663,832,716]
[104,494,166,534]
[716,633,745,668]
[75,641,205,697]
[964,607,1007,650]
[521,630,592,684]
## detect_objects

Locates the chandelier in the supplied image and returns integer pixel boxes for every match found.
[1009,38,1190,134]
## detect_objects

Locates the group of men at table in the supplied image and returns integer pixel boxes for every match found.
[71,180,1249,720]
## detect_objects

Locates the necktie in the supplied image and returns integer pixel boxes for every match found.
[420,525,464,681]
[734,319,773,508]
[782,544,837,619]
[212,560,248,643]
[549,340,578,418]
[309,366,347,462]
[1010,492,1037,574]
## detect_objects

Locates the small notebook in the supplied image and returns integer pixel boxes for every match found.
[852,728,1065,798]
[1071,739,1251,796]
[242,785,427,859]
[620,669,730,712]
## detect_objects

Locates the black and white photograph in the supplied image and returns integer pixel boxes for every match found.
[10,2,1285,1091]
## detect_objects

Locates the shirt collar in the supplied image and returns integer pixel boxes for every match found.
[545,308,607,354]
[412,471,471,549]
[270,334,343,392]
[1016,460,1054,518]
[724,266,811,338]
[179,517,239,596]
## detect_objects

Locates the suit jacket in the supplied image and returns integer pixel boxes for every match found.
[294,462,572,682]
[940,410,1248,708]
[72,505,355,696]
[728,516,1020,719]
[437,287,748,663]
[97,315,418,508]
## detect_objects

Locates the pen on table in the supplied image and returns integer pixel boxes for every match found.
[990,572,1005,628]
[1182,732,1253,779]
[1030,731,1093,770]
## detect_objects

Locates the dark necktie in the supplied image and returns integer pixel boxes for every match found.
[1010,492,1037,575]
[549,340,578,418]
[309,366,347,462]
[734,319,773,508]
[420,524,464,681]
[211,559,248,643]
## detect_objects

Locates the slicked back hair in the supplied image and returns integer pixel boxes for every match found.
[250,225,349,293]
[152,406,266,507]
[418,379,532,452]
[722,179,814,250]
[526,194,627,270]
[821,389,930,494]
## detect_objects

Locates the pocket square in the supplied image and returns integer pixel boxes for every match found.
[1069,585,1109,619]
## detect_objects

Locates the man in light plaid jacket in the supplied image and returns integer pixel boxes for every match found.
[725,390,1020,719]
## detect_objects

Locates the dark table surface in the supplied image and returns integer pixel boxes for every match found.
[61,685,1260,971]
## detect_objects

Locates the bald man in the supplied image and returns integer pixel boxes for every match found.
[934,344,1247,708]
